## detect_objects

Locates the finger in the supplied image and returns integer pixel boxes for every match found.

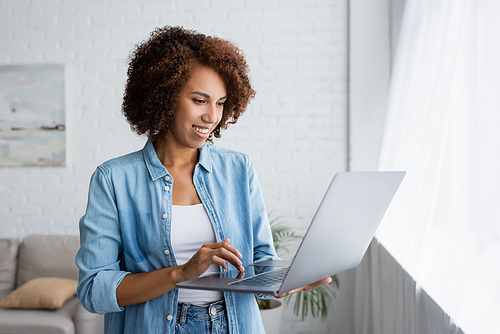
[206,239,242,259]
[303,277,332,291]
[199,240,244,271]
[182,246,235,278]
[275,277,333,297]
[274,288,301,299]
[207,253,244,273]
[198,246,243,271]
[209,254,230,270]
[213,247,245,271]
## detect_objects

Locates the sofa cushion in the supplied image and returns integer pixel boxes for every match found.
[0,295,78,334]
[0,277,78,310]
[16,235,79,287]
[0,238,19,300]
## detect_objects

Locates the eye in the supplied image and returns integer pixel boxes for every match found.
[217,101,225,107]
[192,98,206,104]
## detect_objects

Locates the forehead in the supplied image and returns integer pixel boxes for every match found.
[183,66,227,95]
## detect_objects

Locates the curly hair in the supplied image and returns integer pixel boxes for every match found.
[122,26,256,143]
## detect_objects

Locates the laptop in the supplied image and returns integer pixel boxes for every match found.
[176,171,405,295]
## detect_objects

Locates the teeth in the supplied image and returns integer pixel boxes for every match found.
[193,126,209,134]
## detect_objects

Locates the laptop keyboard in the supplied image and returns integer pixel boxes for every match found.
[229,267,289,287]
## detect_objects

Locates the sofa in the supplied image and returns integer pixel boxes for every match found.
[0,235,104,334]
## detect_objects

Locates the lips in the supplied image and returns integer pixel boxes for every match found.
[192,125,212,140]
[192,125,210,134]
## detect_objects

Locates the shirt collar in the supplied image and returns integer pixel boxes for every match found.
[143,141,168,181]
[143,141,213,181]
[198,143,213,173]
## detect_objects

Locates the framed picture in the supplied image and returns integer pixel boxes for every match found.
[0,64,66,167]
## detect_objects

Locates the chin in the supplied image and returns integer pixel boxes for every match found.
[185,140,207,149]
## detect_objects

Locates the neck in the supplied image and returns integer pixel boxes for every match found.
[153,136,199,168]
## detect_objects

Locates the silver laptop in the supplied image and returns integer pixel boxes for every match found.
[176,171,405,295]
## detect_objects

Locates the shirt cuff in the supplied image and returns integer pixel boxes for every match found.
[91,270,130,314]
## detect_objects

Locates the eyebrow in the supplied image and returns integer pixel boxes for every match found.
[189,91,227,100]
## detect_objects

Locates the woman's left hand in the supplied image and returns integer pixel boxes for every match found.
[273,277,333,299]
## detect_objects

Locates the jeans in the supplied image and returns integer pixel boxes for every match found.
[175,300,228,334]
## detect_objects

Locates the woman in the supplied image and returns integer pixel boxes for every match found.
[76,26,330,334]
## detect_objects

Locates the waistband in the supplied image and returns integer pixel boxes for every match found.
[176,300,225,325]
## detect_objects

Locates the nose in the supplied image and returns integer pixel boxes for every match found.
[202,103,219,124]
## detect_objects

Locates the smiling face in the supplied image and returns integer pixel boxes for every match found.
[167,66,227,150]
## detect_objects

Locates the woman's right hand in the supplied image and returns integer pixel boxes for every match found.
[179,238,244,281]
[117,238,243,307]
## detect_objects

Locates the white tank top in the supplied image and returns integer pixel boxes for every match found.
[171,203,223,305]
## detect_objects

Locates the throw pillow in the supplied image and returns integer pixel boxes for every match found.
[0,277,78,310]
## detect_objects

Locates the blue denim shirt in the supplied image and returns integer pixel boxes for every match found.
[76,141,278,334]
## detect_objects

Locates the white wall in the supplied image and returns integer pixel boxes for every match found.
[349,0,390,171]
[0,0,348,237]
[0,0,348,333]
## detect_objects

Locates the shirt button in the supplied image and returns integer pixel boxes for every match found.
[165,176,170,181]
[162,213,168,219]
[164,186,170,191]
[164,249,169,255]
[167,315,173,321]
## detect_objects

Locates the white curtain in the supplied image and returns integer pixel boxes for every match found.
[375,0,500,333]
[353,239,466,334]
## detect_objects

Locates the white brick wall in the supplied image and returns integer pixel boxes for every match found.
[0,0,348,332]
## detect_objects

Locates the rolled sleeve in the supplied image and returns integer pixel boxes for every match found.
[89,270,128,314]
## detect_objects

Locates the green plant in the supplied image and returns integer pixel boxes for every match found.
[286,275,339,320]
[256,215,339,320]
